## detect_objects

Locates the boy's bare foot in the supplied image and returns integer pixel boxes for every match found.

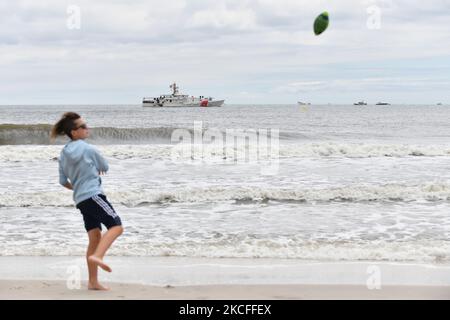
[88,256,112,272]
[88,282,110,291]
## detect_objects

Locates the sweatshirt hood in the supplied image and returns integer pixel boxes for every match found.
[62,139,87,163]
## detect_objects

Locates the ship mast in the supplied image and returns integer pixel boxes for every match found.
[170,82,179,96]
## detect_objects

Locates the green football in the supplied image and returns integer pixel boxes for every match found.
[314,12,329,35]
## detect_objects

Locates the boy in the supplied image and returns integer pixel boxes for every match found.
[51,112,123,291]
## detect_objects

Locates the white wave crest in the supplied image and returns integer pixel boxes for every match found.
[2,183,450,207]
[1,238,449,263]
[2,142,450,162]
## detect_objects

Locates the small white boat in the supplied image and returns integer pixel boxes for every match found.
[143,83,224,107]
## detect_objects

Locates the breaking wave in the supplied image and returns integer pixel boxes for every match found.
[2,142,450,162]
[0,124,284,145]
[2,238,449,263]
[2,183,450,207]
[0,124,193,145]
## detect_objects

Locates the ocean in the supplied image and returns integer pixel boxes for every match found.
[1,104,450,263]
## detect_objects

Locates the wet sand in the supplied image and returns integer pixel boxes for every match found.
[1,280,450,300]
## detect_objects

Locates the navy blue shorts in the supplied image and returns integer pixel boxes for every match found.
[76,194,122,232]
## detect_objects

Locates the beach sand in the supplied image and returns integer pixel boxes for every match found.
[1,280,450,300]
[1,257,450,299]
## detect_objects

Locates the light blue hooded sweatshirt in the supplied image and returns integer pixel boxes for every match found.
[58,139,109,205]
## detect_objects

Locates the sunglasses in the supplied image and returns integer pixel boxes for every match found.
[74,123,88,130]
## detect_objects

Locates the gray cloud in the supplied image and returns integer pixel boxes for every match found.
[0,0,449,104]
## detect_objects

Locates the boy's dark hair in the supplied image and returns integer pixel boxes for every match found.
[50,112,81,141]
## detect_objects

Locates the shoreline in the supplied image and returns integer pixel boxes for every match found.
[1,280,450,300]
[1,256,450,286]
[2,256,450,285]
[1,257,450,299]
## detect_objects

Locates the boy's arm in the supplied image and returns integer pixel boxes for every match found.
[59,160,71,188]
[91,147,109,173]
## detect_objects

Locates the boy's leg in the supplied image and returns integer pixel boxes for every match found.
[88,195,123,273]
[88,225,123,272]
[86,228,109,290]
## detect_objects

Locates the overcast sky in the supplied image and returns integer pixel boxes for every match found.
[1,0,449,104]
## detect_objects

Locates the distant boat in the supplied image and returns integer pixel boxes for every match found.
[437,103,443,106]
[354,101,367,106]
[376,102,391,106]
[297,101,311,106]
[142,83,224,107]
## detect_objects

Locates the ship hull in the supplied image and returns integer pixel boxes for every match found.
[142,100,224,108]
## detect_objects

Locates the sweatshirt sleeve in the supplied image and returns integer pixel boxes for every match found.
[91,147,109,172]
[58,159,69,186]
